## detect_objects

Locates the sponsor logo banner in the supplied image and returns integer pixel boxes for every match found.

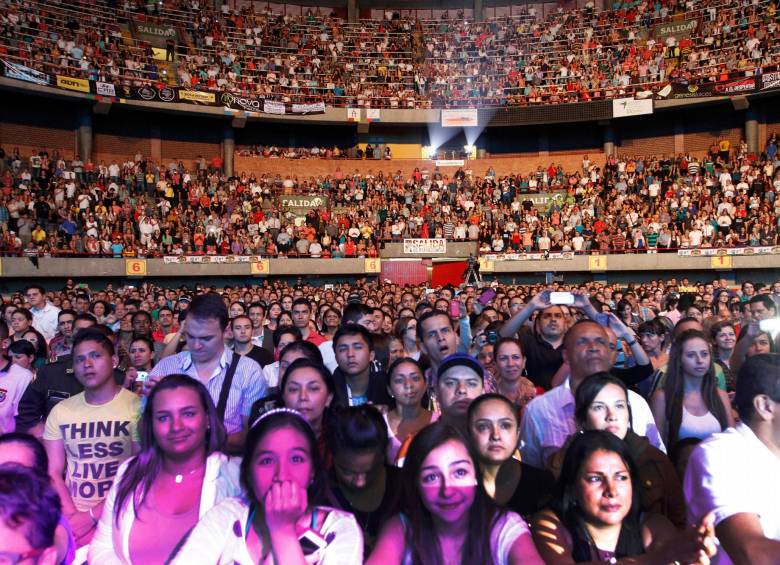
[653,19,698,40]
[760,71,780,91]
[677,246,780,256]
[714,78,756,95]
[434,160,465,167]
[441,108,478,127]
[221,92,261,112]
[263,100,286,115]
[178,89,216,104]
[667,83,715,99]
[612,97,653,118]
[2,59,50,85]
[366,108,381,122]
[56,75,90,93]
[95,82,116,97]
[279,195,329,212]
[403,238,447,254]
[292,101,325,114]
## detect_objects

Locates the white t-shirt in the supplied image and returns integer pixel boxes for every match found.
[684,423,780,565]
[0,362,33,433]
[171,498,363,565]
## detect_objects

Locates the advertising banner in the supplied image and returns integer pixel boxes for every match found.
[56,75,90,93]
[347,107,360,122]
[760,71,780,91]
[677,246,780,256]
[403,238,447,254]
[292,101,326,114]
[95,82,117,97]
[612,98,653,118]
[178,89,216,104]
[441,108,478,127]
[133,21,179,48]
[221,91,262,113]
[263,100,286,115]
[1,60,50,85]
[366,108,381,122]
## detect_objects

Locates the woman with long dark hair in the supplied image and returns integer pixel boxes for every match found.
[368,423,544,565]
[531,431,716,564]
[90,374,238,564]
[650,330,733,451]
[571,374,686,529]
[171,408,363,564]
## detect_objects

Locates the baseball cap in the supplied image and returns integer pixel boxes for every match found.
[437,353,484,382]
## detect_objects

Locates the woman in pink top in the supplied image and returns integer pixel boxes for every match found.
[90,374,241,565]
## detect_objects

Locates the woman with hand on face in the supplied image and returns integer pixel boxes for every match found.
[382,358,436,466]
[650,330,733,452]
[368,423,545,565]
[565,373,687,530]
[90,374,241,565]
[468,394,554,518]
[172,409,363,565]
[531,431,717,565]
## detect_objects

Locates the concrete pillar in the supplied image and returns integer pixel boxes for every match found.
[602,122,616,157]
[347,0,358,23]
[77,108,92,161]
[150,124,162,162]
[223,125,234,177]
[746,107,759,155]
[474,0,485,21]
[673,121,685,155]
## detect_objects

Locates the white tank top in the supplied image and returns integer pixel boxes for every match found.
[678,405,721,441]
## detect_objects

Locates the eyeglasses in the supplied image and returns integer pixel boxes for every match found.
[0,548,45,565]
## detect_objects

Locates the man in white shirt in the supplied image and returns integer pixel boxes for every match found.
[684,354,780,565]
[520,319,663,469]
[26,285,60,342]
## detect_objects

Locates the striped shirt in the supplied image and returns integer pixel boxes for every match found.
[149,348,266,435]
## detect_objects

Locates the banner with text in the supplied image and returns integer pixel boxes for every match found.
[403,238,447,254]
[163,255,269,264]
[132,21,180,48]
[1,60,50,85]
[482,251,575,261]
[441,108,478,127]
[653,19,698,40]
[56,75,90,93]
[612,97,653,118]
[279,195,329,213]
[677,246,780,256]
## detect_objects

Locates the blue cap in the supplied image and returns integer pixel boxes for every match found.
[437,353,484,382]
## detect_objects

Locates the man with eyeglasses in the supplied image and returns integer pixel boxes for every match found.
[25,285,59,343]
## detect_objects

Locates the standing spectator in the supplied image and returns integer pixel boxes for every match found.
[0,319,33,433]
[26,285,60,342]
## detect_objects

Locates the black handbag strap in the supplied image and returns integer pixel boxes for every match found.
[217,353,241,421]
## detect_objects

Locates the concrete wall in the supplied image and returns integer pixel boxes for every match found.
[3,253,779,280]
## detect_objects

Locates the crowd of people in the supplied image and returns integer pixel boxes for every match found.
[1,0,779,108]
[1,132,780,257]
[0,273,779,564]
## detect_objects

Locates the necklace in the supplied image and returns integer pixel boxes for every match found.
[163,465,203,485]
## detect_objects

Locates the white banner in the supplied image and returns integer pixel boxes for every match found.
[346,107,360,122]
[95,82,116,97]
[403,238,447,254]
[263,100,286,115]
[434,159,465,167]
[2,59,50,85]
[613,98,653,118]
[291,101,325,114]
[441,108,478,127]
[677,246,780,256]
[366,108,381,122]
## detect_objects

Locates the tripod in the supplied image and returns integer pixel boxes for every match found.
[464,263,483,287]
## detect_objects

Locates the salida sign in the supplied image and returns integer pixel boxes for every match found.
[279,195,329,212]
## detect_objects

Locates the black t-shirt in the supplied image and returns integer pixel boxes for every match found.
[519,330,563,391]
[501,459,555,518]
[239,344,274,368]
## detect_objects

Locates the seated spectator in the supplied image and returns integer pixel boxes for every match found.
[171,408,364,564]
[89,374,240,564]
[530,430,716,564]
[368,423,544,564]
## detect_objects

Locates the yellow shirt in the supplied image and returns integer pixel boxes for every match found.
[44,388,140,511]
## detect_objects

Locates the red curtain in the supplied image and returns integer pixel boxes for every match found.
[380,260,428,286]
[431,261,468,288]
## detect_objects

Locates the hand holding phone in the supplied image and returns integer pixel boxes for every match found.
[550,292,574,305]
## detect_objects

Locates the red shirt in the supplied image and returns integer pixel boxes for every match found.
[305,331,327,346]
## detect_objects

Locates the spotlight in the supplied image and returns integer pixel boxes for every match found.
[464,145,475,153]
[424,146,437,159]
